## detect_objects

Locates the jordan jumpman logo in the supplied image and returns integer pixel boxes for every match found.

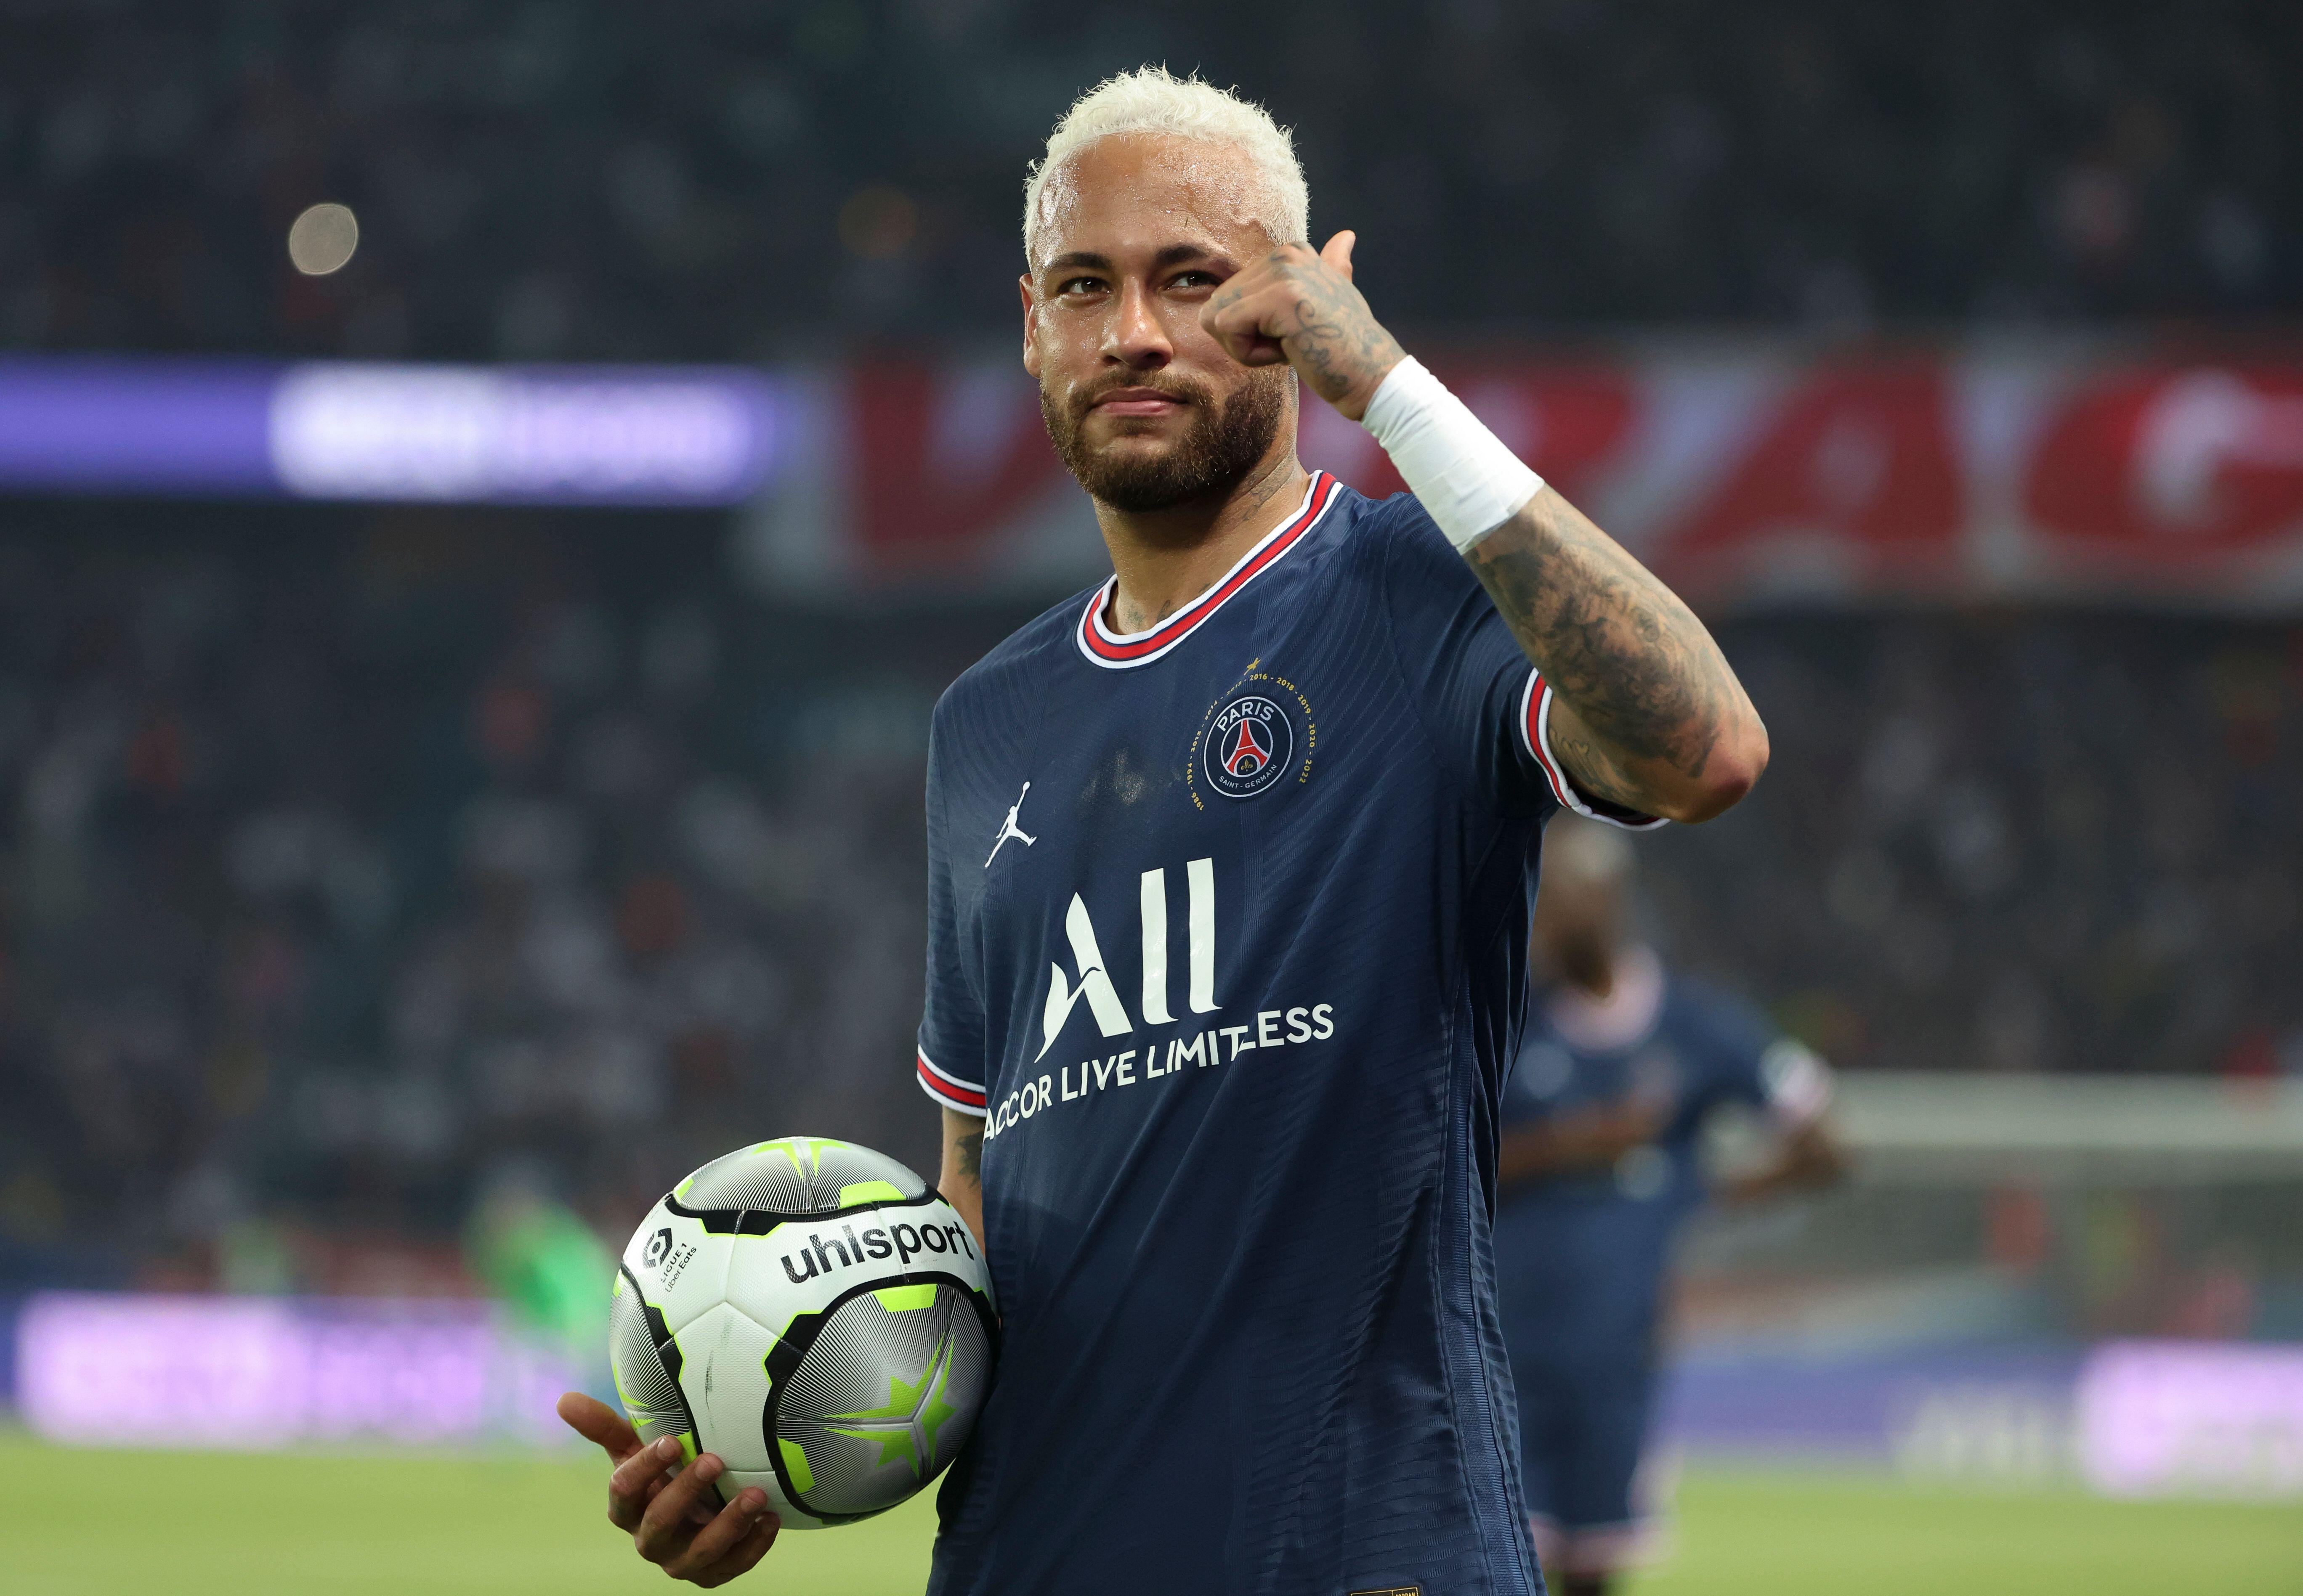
[985,782,1038,867]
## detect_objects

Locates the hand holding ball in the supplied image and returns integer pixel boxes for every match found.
[609,1137,997,1529]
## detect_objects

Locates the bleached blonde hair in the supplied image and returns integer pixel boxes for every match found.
[1023,66,1309,269]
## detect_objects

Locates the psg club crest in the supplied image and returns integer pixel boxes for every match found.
[1202,693,1295,800]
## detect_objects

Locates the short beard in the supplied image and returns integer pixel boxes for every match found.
[1042,368,1290,514]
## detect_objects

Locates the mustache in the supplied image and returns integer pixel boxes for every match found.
[1069,373,1211,419]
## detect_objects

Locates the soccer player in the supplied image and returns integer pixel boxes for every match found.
[561,67,1769,1592]
[1496,817,1844,1596]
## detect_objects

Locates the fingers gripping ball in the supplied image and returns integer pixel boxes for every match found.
[610,1137,998,1529]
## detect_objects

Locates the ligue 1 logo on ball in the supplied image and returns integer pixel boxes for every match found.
[643,1226,674,1268]
[1203,693,1294,799]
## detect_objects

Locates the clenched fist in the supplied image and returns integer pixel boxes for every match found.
[1198,230,1406,422]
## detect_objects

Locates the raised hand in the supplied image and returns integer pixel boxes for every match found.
[558,1391,781,1587]
[1198,231,1405,422]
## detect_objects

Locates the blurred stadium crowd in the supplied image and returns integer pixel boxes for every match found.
[1648,615,2300,1081]
[0,0,2293,360]
[0,514,2294,1288]
[0,0,2297,1294]
[0,514,954,1288]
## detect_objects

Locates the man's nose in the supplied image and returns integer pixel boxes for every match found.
[1101,278,1172,369]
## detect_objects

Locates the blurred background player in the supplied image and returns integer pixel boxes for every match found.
[464,1159,617,1398]
[1497,815,1845,1595]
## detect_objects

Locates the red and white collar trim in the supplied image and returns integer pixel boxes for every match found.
[1075,472,1341,670]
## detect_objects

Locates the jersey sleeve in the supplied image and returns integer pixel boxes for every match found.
[1696,989,1835,1129]
[1755,1038,1835,1128]
[1373,494,1663,828]
[915,702,988,1117]
[1516,673,1670,831]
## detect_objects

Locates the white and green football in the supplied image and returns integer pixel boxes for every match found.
[609,1137,996,1529]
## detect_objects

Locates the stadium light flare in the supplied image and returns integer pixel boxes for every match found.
[288,203,361,276]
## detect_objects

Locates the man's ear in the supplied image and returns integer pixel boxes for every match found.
[1019,275,1041,378]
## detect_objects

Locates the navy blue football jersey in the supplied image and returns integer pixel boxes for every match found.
[912,473,1655,1596]
[1493,951,1834,1368]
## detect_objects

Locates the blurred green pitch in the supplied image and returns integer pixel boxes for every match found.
[4,1431,2297,1594]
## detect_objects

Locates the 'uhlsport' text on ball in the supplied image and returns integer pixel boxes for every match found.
[609,1137,996,1529]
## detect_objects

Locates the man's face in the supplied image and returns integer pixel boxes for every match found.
[1021,135,1295,515]
[1532,868,1626,991]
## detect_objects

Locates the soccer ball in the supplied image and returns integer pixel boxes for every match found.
[608,1137,997,1529]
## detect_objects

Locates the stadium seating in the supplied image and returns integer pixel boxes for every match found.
[0,509,2291,1286]
[0,3,2290,362]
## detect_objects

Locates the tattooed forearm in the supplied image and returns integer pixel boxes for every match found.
[955,1127,984,1182]
[1466,486,1765,821]
[1194,235,1759,819]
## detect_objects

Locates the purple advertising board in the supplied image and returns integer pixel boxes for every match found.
[14,1292,579,1448]
[2077,1340,2303,1498]
[1658,1339,2303,1498]
[17,1289,2302,1490]
[0,357,784,506]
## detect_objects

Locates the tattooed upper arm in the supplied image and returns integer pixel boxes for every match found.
[1464,485,1766,823]
[1542,695,1655,813]
[943,1105,983,1185]
[940,1106,988,1254]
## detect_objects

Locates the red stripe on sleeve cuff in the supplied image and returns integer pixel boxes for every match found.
[1518,670,1669,832]
[916,1049,987,1114]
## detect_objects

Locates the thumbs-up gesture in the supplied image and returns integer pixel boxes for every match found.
[1199,230,1406,422]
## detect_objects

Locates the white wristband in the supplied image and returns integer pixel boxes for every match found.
[1359,356,1543,551]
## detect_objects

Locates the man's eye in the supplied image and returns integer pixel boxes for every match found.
[1170,271,1220,290]
[1057,277,1105,296]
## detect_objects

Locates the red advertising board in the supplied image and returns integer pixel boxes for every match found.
[740,347,2303,607]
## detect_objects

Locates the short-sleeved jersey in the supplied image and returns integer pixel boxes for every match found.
[913,474,1653,1596]
[1493,950,1833,1367]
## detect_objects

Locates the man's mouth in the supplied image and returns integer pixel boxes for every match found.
[1088,387,1189,419]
